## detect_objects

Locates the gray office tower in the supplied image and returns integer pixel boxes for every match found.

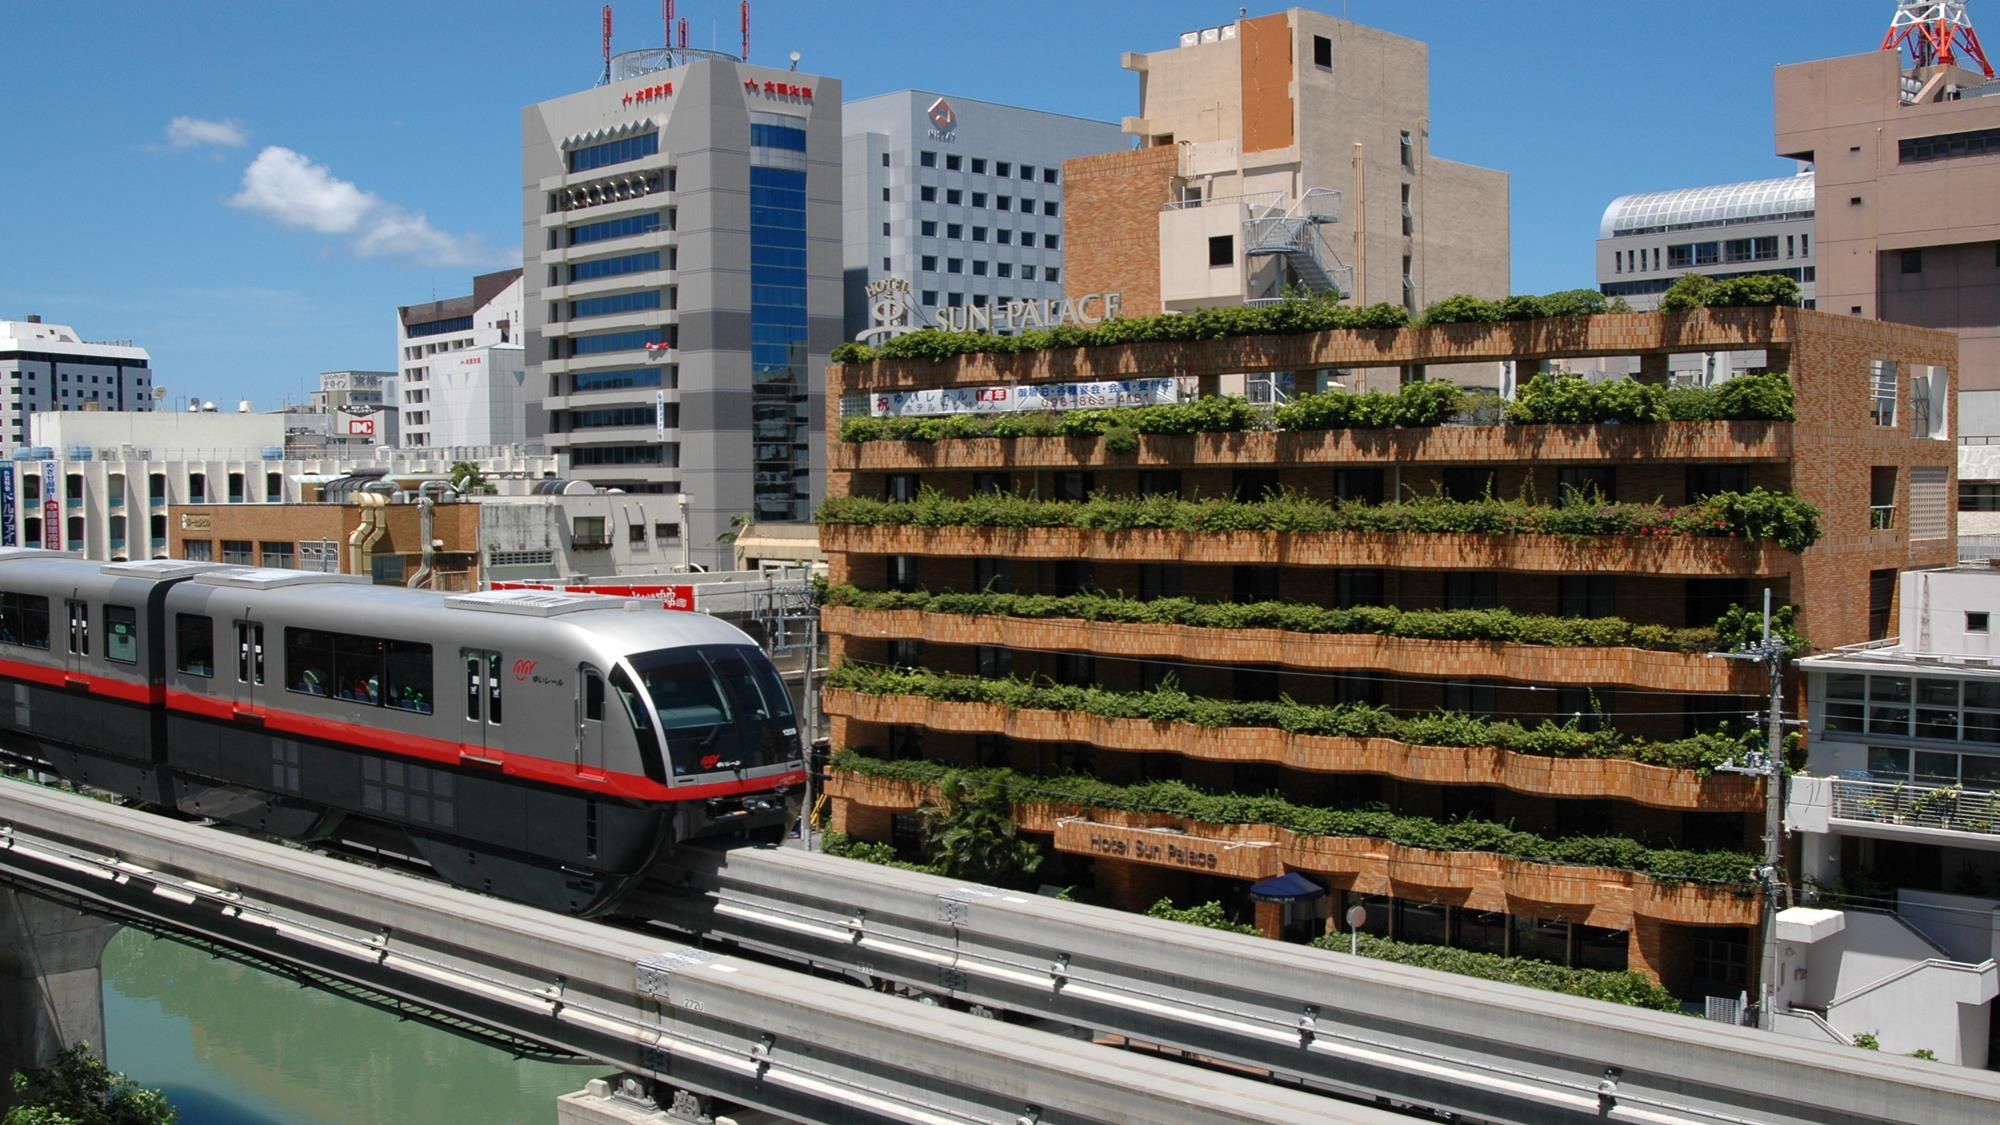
[523,48,841,566]
[842,92,1125,340]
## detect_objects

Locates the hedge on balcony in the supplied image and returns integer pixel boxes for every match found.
[828,278,1798,366]
[838,373,1793,444]
[824,663,1763,774]
[829,750,1761,886]
[816,487,1823,553]
[823,583,1725,652]
[830,292,1408,365]
[1505,370,1793,424]
[838,382,1465,443]
[1307,932,1684,1011]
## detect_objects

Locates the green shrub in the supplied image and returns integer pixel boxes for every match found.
[1505,370,1795,425]
[1658,274,1716,313]
[1712,602,1808,654]
[817,486,1824,552]
[1709,371,1796,419]
[1146,898,1263,935]
[1707,274,1801,308]
[829,750,1761,885]
[822,583,1730,654]
[1310,932,1683,1011]
[1851,1032,1881,1051]
[824,662,1766,775]
[1420,294,1505,325]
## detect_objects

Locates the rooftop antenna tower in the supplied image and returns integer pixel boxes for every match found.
[679,16,688,51]
[1882,1,1995,78]
[742,0,750,61]
[599,4,613,85]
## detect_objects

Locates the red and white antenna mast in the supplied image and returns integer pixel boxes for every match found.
[678,16,688,51]
[601,4,614,84]
[1882,1,1995,78]
[664,0,673,48]
[741,0,750,62]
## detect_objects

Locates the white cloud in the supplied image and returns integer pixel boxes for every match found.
[166,116,248,149]
[228,146,505,267]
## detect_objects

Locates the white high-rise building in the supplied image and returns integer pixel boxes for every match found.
[396,269,536,449]
[0,317,154,447]
[840,91,1124,340]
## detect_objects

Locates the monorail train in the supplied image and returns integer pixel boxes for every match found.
[0,550,804,914]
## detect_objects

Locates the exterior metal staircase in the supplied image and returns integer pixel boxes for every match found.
[1242,188,1351,303]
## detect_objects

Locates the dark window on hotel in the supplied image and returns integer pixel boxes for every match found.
[1444,573,1498,610]
[1333,468,1384,504]
[1557,466,1614,504]
[1313,34,1332,68]
[1233,468,1280,501]
[1869,568,1897,640]
[920,150,936,167]
[1684,579,1745,628]
[1140,563,1180,601]
[1208,235,1234,266]
[1899,126,2000,163]
[1334,569,1383,608]
[1441,467,1494,502]
[1138,470,1182,497]
[1049,471,1093,501]
[1558,576,1616,619]
[1902,249,1924,274]
[1232,566,1280,603]
[1687,464,1748,502]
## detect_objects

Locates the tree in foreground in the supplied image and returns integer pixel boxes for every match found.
[920,770,1043,888]
[6,1043,175,1125]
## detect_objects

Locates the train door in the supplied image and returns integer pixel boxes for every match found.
[231,619,265,722]
[460,648,502,763]
[576,665,605,776]
[62,597,98,747]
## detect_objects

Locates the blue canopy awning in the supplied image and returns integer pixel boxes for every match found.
[1248,871,1325,903]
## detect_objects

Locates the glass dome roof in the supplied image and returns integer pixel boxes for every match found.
[1599,174,1815,239]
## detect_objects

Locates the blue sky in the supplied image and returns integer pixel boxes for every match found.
[0,1,1910,408]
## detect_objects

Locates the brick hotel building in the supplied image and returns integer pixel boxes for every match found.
[817,307,1956,999]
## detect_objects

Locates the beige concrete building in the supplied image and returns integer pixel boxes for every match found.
[1776,48,2000,391]
[1066,9,1507,318]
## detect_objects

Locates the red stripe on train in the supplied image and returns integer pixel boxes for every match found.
[162,689,800,802]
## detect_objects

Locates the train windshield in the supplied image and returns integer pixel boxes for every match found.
[626,644,799,778]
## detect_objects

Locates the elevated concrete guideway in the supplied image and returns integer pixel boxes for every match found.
[649,843,2000,1125]
[0,781,1380,1125]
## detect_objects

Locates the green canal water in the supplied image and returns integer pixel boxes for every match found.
[100,928,595,1124]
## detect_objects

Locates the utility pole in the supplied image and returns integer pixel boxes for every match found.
[800,608,820,852]
[1709,587,1790,1030]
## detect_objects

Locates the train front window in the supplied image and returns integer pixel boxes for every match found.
[627,645,798,777]
[706,646,795,725]
[628,648,734,774]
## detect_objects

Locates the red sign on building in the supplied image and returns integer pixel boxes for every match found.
[41,500,59,550]
[491,582,696,611]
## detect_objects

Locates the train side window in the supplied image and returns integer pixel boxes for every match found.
[286,628,333,696]
[65,600,88,656]
[104,605,137,664]
[384,640,432,714]
[0,593,51,650]
[584,669,604,722]
[176,614,214,677]
[487,652,502,724]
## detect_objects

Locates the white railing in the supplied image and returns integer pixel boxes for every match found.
[1870,503,1897,529]
[1161,189,1284,213]
[1829,776,2000,836]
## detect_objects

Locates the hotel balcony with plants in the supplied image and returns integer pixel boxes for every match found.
[817,284,1959,1005]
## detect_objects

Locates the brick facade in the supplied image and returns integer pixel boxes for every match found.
[818,306,1959,993]
[1059,147,1178,317]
